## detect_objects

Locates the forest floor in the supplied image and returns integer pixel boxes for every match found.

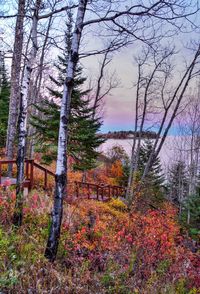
[0,187,199,294]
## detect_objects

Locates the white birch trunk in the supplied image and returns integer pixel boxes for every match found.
[6,0,26,169]
[26,13,53,158]
[13,0,41,226]
[45,0,88,261]
[126,54,167,204]
[141,46,200,182]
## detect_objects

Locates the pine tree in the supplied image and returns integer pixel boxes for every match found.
[138,139,165,187]
[0,56,10,148]
[167,161,189,207]
[182,194,200,231]
[31,12,104,170]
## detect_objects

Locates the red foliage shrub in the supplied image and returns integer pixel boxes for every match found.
[61,200,200,289]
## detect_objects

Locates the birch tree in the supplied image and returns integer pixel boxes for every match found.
[91,48,119,119]
[44,0,200,260]
[2,0,78,161]
[45,0,88,261]
[178,94,200,195]
[13,0,42,226]
[173,91,200,223]
[11,0,77,225]
[6,0,26,165]
[26,10,54,158]
[126,46,175,201]
[126,45,200,205]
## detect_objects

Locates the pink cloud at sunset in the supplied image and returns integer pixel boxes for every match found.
[102,94,134,132]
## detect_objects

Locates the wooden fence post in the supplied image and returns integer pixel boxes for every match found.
[116,187,119,198]
[108,186,110,199]
[87,183,90,199]
[25,159,29,179]
[30,160,34,190]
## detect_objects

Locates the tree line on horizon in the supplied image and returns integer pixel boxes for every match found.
[101,130,158,139]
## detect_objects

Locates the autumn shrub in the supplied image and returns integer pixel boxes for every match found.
[61,199,200,292]
[0,188,199,293]
[107,197,128,212]
[0,184,16,225]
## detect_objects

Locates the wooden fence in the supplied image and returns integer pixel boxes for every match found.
[74,181,126,200]
[0,159,126,200]
[0,159,55,190]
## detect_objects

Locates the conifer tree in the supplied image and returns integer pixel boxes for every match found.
[31,11,104,170]
[182,194,200,230]
[167,161,189,207]
[0,57,10,148]
[138,139,165,187]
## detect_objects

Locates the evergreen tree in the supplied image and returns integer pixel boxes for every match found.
[138,139,165,187]
[131,139,165,208]
[179,192,200,240]
[167,161,189,207]
[0,56,10,148]
[31,12,104,170]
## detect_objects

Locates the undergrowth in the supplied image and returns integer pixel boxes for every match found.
[0,186,199,293]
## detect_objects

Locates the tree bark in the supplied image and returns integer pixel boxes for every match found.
[45,0,88,262]
[13,0,41,226]
[6,0,26,167]
[126,62,141,202]
[141,46,200,182]
[126,45,200,206]
[26,12,53,158]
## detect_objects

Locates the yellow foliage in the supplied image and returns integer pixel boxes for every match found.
[107,198,128,212]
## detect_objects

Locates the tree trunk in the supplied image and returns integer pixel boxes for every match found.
[6,0,26,171]
[26,12,53,158]
[141,46,200,183]
[45,0,88,262]
[187,208,190,225]
[13,0,41,226]
[126,64,141,202]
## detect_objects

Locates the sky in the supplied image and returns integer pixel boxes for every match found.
[79,2,200,133]
[85,47,136,133]
[82,41,197,134]
[1,0,200,134]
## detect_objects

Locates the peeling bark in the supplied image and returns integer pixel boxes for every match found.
[13,0,41,226]
[26,11,54,158]
[6,0,26,167]
[45,0,88,262]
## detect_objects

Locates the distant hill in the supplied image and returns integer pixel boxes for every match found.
[100,130,157,140]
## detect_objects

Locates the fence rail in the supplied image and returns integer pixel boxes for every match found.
[0,159,55,190]
[0,159,126,200]
[74,181,126,200]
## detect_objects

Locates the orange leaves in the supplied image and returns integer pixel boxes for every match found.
[110,160,123,178]
[62,199,128,259]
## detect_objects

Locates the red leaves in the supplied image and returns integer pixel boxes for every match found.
[0,188,16,224]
